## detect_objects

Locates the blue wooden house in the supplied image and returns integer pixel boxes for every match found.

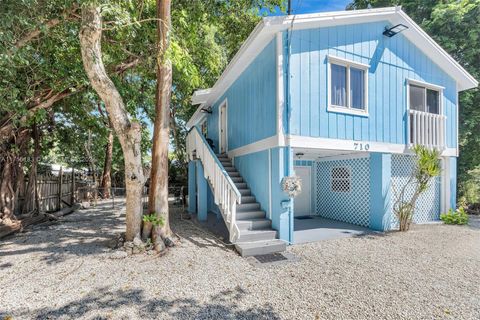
[185,7,478,256]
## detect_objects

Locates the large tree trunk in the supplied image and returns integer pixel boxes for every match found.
[0,132,29,223]
[79,5,144,241]
[148,0,173,249]
[0,156,16,223]
[22,123,40,214]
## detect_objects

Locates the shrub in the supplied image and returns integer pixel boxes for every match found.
[393,146,441,231]
[440,208,469,225]
[142,212,165,226]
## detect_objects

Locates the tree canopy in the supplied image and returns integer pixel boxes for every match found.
[0,0,284,221]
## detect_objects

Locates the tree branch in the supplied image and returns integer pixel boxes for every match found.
[0,56,142,142]
[8,4,80,55]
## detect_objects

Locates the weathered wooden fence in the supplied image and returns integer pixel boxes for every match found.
[18,169,87,213]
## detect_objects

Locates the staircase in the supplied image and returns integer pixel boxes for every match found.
[186,126,286,257]
[217,154,286,257]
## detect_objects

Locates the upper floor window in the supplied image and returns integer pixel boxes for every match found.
[409,83,440,114]
[328,55,369,116]
[407,79,446,149]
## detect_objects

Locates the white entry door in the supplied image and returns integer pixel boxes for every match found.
[294,166,312,217]
[219,102,227,153]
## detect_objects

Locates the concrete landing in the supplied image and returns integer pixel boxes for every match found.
[294,216,374,244]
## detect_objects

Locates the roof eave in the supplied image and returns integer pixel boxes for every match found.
[187,6,478,127]
[395,10,478,91]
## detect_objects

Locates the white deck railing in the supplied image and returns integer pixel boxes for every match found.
[186,127,242,243]
[409,110,446,150]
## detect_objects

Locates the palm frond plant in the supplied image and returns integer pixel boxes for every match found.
[393,146,441,231]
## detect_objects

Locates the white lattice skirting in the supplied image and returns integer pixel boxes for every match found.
[315,157,371,227]
[313,154,441,230]
[390,154,441,228]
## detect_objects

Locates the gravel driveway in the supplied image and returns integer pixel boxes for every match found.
[1,201,479,320]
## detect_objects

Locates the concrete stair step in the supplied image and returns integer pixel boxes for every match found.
[236,210,265,220]
[236,202,260,212]
[236,218,271,230]
[234,182,248,189]
[241,196,256,203]
[239,189,251,196]
[237,229,277,243]
[234,239,287,257]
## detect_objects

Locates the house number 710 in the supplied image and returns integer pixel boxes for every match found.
[354,143,370,151]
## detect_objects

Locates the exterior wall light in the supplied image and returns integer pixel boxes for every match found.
[383,24,409,37]
[200,106,212,114]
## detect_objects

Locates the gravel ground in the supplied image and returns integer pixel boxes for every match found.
[1,200,479,320]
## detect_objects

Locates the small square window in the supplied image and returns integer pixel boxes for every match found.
[331,167,351,193]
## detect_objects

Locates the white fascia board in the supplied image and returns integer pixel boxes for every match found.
[186,104,206,129]
[393,11,478,91]
[191,89,212,105]
[266,6,398,31]
[287,134,458,157]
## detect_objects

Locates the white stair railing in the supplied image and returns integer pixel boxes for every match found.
[409,110,446,150]
[186,126,242,243]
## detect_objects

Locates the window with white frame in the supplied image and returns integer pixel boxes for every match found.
[409,83,440,115]
[331,166,351,193]
[328,56,369,115]
[407,80,445,148]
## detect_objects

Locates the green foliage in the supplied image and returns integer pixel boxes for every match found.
[440,207,469,225]
[393,146,441,231]
[346,0,480,205]
[142,212,164,226]
[412,145,441,193]
[459,174,480,206]
[0,0,283,188]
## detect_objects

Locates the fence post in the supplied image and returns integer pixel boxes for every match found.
[70,168,75,206]
[58,166,63,211]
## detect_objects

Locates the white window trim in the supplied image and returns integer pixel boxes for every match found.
[406,79,446,148]
[218,99,228,153]
[407,78,445,91]
[327,55,369,117]
[406,78,444,115]
[330,166,352,193]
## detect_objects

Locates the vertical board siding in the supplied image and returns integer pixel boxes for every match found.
[234,150,270,215]
[289,21,457,148]
[207,39,277,151]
